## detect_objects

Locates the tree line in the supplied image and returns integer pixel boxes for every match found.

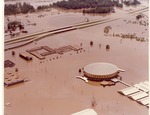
[5,2,53,15]
[5,2,35,15]
[37,4,52,11]
[83,7,113,14]
[5,0,141,15]
[53,0,120,9]
[123,0,140,6]
[53,0,123,14]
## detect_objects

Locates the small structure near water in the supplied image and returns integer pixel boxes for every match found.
[4,60,15,68]
[26,45,82,60]
[4,72,25,87]
[19,52,33,61]
[100,80,115,87]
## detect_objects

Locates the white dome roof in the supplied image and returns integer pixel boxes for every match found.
[84,62,120,76]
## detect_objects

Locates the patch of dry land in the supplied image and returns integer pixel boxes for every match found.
[4,1,148,115]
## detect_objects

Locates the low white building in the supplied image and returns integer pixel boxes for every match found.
[134,84,149,93]
[71,109,97,115]
[128,91,148,100]
[138,97,149,105]
[118,87,140,96]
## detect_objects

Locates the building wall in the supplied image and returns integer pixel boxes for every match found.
[84,71,119,81]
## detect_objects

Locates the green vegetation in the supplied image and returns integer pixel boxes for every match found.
[53,0,123,14]
[136,14,143,20]
[79,68,82,73]
[4,0,141,15]
[53,0,116,9]
[5,2,35,15]
[12,51,15,56]
[37,5,52,11]
[104,26,112,34]
[123,0,140,6]
[112,33,147,42]
[83,7,113,14]
[106,45,110,50]
[90,41,93,46]
[7,21,24,31]
[5,2,52,15]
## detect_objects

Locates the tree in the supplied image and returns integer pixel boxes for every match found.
[90,41,93,46]
[79,69,82,73]
[136,15,142,20]
[106,45,110,50]
[12,51,15,55]
[104,27,109,34]
[21,2,35,14]
[15,68,18,72]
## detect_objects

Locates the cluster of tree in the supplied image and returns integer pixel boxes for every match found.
[52,0,126,14]
[116,3,123,8]
[7,21,24,31]
[104,26,112,34]
[5,2,35,15]
[124,18,148,26]
[112,33,147,42]
[83,7,113,14]
[123,0,140,6]
[4,0,141,15]
[37,4,52,11]
[136,14,143,20]
[112,0,123,8]
[6,20,26,37]
[53,0,123,10]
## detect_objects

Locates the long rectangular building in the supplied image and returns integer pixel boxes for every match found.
[128,91,148,100]
[138,97,149,105]
[118,81,149,107]
[134,84,149,93]
[118,87,140,96]
[139,82,149,91]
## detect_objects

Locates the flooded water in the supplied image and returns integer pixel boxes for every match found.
[4,1,149,115]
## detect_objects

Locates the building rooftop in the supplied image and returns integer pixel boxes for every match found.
[84,62,122,76]
[71,109,97,115]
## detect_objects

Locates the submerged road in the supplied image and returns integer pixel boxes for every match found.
[4,7,148,51]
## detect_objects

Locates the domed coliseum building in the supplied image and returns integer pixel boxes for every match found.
[83,62,125,81]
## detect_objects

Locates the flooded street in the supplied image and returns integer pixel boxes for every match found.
[4,0,149,115]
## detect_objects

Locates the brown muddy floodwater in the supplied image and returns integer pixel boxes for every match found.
[4,3,148,115]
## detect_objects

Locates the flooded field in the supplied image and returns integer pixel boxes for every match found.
[4,1,149,115]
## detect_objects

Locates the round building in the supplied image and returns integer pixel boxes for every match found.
[83,62,124,81]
